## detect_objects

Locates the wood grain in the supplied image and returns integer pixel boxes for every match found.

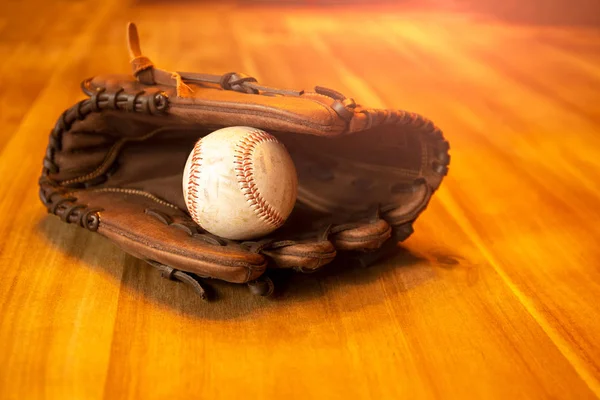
[1,2,599,399]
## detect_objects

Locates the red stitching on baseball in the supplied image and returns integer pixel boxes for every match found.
[234,130,285,228]
[186,139,203,223]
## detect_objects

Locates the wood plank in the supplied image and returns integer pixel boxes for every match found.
[1,2,599,399]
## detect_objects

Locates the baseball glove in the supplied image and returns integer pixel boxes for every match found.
[39,23,450,300]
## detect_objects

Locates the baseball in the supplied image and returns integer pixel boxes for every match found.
[182,126,298,240]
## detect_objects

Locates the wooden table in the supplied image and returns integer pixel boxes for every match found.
[1,1,599,398]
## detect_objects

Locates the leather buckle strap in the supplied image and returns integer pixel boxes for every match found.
[179,71,304,97]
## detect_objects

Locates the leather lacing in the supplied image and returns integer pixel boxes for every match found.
[40,85,169,234]
[144,208,227,246]
[38,86,234,300]
[146,260,210,300]
[149,258,277,300]
[38,181,103,231]
[127,21,357,121]
[178,71,358,121]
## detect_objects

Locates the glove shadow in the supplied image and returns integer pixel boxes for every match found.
[37,215,438,320]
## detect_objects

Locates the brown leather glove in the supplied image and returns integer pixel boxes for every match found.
[39,23,450,300]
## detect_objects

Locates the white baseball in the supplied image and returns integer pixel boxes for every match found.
[182,126,298,240]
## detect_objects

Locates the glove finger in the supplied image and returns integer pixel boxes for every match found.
[329,218,392,251]
[277,109,450,253]
[261,240,337,272]
[40,181,267,284]
[242,203,389,272]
